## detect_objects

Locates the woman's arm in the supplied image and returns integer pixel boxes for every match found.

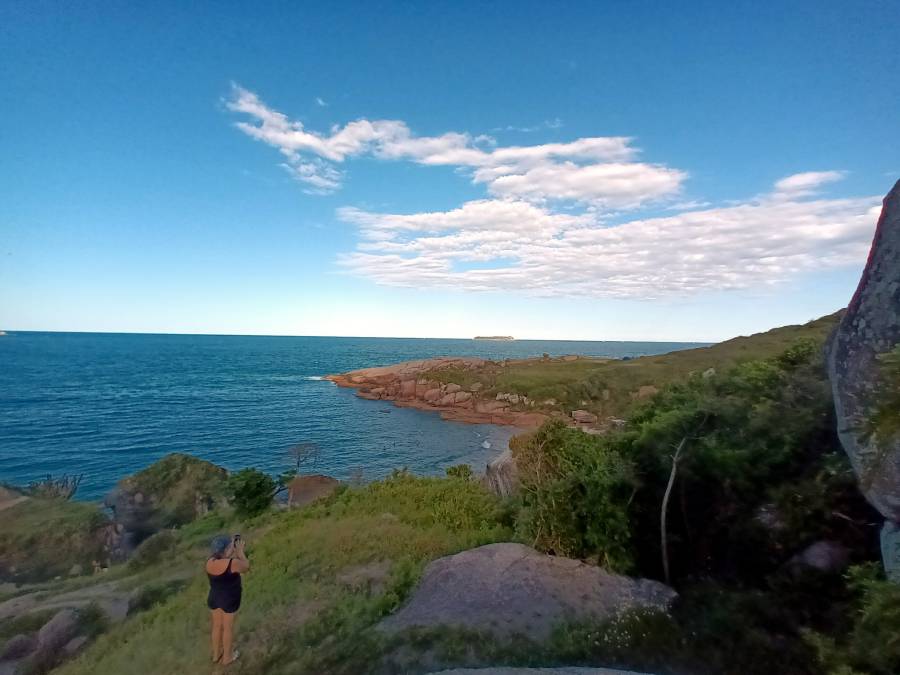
[232,539,250,573]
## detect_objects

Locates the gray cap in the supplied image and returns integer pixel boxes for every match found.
[210,535,232,559]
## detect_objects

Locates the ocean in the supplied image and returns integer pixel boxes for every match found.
[0,332,706,500]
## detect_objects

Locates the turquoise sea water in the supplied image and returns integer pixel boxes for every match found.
[0,332,707,500]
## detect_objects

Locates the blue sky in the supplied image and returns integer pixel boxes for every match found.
[1,1,898,341]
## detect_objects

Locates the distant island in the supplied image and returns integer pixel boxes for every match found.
[473,335,514,341]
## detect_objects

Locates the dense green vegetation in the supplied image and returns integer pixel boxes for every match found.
[226,468,278,518]
[513,420,636,570]
[505,335,888,674]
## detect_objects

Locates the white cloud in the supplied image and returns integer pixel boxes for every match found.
[226,85,877,301]
[279,158,342,194]
[483,161,686,209]
[315,96,327,107]
[338,178,880,299]
[492,118,564,133]
[226,84,681,205]
[773,171,845,198]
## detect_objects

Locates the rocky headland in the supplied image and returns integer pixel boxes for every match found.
[326,357,554,428]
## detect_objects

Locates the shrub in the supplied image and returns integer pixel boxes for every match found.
[513,420,636,570]
[620,338,838,581]
[227,468,277,519]
[445,464,474,481]
[332,470,506,534]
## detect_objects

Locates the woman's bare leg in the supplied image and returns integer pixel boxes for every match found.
[210,609,223,662]
[221,611,237,664]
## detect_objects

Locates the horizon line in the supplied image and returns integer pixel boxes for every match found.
[0,328,717,344]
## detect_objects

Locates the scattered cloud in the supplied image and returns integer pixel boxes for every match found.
[338,178,879,299]
[492,118,564,133]
[226,85,877,301]
[279,158,342,195]
[315,96,328,107]
[484,161,686,209]
[773,170,845,198]
[667,200,711,211]
[226,84,680,205]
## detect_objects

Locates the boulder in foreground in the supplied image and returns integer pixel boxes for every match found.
[379,543,676,640]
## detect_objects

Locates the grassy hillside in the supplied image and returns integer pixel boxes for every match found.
[435,311,842,416]
[58,474,512,675]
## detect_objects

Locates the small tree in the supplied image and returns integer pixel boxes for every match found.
[227,468,277,518]
[283,442,321,478]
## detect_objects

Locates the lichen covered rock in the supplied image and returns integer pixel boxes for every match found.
[379,543,676,639]
[828,180,900,521]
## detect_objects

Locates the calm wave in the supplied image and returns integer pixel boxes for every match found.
[0,332,706,499]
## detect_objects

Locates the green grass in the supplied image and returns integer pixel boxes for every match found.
[57,473,513,675]
[0,498,110,583]
[446,312,842,415]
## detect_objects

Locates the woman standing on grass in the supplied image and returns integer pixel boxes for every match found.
[207,534,249,666]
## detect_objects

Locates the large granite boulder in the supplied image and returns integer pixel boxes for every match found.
[379,543,676,640]
[828,180,900,521]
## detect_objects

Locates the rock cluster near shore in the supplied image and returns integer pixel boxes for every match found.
[327,357,550,428]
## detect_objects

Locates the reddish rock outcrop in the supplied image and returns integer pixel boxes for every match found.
[327,358,549,429]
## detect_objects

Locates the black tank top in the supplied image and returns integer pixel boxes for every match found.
[208,558,242,593]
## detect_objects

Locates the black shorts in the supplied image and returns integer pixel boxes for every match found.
[207,588,242,614]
